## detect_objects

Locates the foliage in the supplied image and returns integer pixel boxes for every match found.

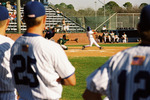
[116,6,141,13]
[105,1,120,10]
[123,2,133,9]
[140,3,148,9]
[49,1,148,17]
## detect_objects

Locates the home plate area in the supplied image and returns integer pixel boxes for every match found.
[65,47,129,57]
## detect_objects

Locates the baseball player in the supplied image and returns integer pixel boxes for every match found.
[10,1,76,100]
[83,5,150,100]
[110,31,115,43]
[82,26,102,50]
[0,6,17,100]
[121,32,127,43]
[115,34,120,43]
[102,31,111,43]
[44,25,57,41]
[57,34,78,50]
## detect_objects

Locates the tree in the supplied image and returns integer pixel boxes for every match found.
[140,3,148,9]
[104,1,120,14]
[67,4,74,10]
[60,3,67,8]
[123,2,132,9]
[77,8,95,16]
[105,1,120,10]
[54,4,60,8]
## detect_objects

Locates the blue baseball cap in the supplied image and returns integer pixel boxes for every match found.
[139,5,150,31]
[0,6,9,21]
[24,1,45,18]
[87,26,91,31]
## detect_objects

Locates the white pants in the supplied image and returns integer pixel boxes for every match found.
[123,38,127,43]
[104,36,111,42]
[61,45,68,50]
[85,38,100,48]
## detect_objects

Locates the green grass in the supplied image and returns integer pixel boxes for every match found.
[61,57,110,100]
[67,43,139,47]
[61,43,138,99]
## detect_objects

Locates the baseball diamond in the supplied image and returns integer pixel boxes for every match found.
[6,33,132,57]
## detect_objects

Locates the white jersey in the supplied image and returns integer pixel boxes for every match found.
[10,33,75,100]
[110,32,115,38]
[122,34,127,39]
[86,45,150,100]
[85,30,100,48]
[86,30,94,38]
[0,34,15,92]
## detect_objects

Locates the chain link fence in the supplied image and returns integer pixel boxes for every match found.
[69,13,140,32]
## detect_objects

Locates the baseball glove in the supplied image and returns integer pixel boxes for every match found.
[75,38,78,43]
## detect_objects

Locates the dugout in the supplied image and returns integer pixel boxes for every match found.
[112,29,140,42]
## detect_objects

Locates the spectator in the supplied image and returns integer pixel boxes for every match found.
[21,14,24,25]
[56,8,63,15]
[64,23,70,33]
[62,18,66,32]
[55,24,60,32]
[49,25,53,29]
[12,2,17,10]
[6,1,12,11]
[2,2,6,6]
[10,10,16,22]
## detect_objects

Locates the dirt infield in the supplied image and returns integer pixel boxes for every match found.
[6,33,129,57]
[66,47,129,57]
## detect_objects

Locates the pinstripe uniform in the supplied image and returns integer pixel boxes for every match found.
[0,35,17,100]
[86,45,150,100]
[10,33,75,100]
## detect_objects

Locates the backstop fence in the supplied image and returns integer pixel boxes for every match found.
[69,13,140,32]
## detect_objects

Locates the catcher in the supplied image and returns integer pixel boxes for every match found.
[57,34,78,50]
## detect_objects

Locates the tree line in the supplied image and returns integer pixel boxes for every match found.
[49,1,148,17]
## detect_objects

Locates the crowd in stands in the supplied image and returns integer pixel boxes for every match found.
[0,1,17,22]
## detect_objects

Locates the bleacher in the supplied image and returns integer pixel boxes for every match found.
[7,6,86,33]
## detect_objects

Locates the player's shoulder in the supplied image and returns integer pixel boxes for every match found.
[41,38,62,49]
[0,35,14,44]
[113,45,149,59]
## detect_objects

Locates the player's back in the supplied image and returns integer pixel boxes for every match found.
[0,34,15,92]
[109,45,150,100]
[10,33,75,99]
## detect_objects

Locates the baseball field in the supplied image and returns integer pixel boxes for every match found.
[62,43,138,100]
[7,33,139,100]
